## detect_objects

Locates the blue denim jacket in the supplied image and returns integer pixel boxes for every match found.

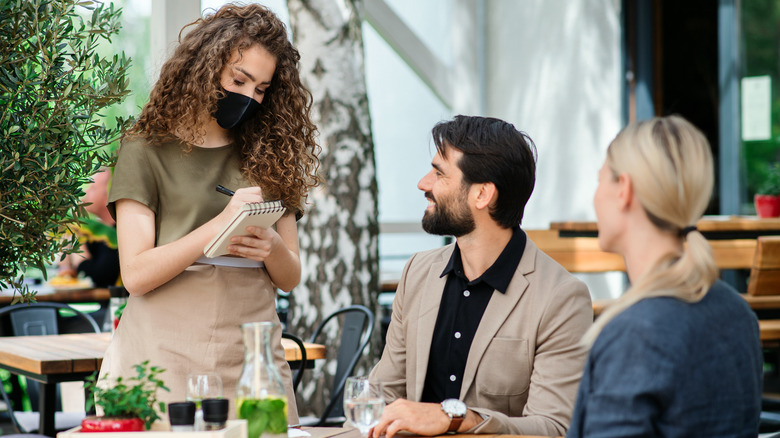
[567,280,762,438]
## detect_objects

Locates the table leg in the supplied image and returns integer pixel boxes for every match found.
[38,382,56,436]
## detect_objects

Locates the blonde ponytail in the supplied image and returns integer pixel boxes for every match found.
[583,116,719,346]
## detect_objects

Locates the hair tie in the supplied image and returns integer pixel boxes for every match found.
[680,225,697,238]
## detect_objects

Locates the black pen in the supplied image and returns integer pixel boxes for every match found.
[216,185,235,196]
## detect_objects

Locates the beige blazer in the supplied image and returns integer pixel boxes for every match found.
[370,235,592,436]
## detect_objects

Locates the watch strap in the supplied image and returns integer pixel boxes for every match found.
[441,399,466,434]
[446,415,464,433]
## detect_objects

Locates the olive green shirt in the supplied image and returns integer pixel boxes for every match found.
[108,137,249,247]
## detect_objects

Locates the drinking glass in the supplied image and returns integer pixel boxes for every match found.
[343,376,385,437]
[185,373,223,430]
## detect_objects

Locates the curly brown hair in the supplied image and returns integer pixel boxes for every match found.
[126,3,320,213]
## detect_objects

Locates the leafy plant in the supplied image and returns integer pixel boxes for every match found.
[238,397,288,438]
[85,361,169,430]
[758,163,780,196]
[0,0,132,303]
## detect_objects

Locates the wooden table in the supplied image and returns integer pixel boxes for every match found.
[0,332,325,436]
[543,216,780,274]
[551,216,780,240]
[301,426,559,438]
[0,288,110,306]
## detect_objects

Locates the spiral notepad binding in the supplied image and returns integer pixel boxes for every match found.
[247,200,285,215]
[204,199,287,258]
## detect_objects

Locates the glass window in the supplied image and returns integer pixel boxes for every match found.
[363,21,453,281]
[740,0,780,212]
[384,0,454,66]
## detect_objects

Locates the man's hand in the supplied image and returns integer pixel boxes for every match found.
[370,399,449,438]
[369,399,482,438]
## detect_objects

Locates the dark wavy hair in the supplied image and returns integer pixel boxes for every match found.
[125,3,321,212]
[432,115,537,228]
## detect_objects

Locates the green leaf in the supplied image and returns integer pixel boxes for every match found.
[0,0,132,302]
[84,362,167,429]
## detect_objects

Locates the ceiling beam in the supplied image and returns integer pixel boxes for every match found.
[361,0,454,109]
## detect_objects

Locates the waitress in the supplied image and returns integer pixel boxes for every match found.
[98,3,320,423]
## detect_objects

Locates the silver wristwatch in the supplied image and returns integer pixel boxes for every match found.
[441,398,467,433]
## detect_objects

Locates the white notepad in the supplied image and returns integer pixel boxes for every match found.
[203,200,286,258]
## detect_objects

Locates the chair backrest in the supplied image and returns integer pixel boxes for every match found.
[0,302,101,335]
[10,308,58,336]
[281,332,307,393]
[308,305,374,425]
[748,236,780,296]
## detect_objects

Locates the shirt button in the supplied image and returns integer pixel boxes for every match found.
[454,332,461,339]
[463,290,471,297]
[450,375,457,382]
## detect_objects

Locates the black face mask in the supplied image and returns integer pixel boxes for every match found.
[214,90,261,129]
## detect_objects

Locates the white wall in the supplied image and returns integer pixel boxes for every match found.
[484,0,625,299]
[363,2,455,281]
[485,0,623,229]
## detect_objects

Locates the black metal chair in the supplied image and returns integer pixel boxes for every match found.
[0,303,100,434]
[281,332,307,393]
[3,434,50,438]
[298,305,374,427]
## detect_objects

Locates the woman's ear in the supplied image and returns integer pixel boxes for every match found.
[617,173,633,210]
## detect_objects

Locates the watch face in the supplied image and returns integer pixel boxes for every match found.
[441,399,467,417]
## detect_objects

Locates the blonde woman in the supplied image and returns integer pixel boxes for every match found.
[567,116,762,437]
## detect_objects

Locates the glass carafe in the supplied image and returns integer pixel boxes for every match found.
[236,321,288,438]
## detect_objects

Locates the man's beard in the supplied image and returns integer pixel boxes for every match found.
[421,190,475,237]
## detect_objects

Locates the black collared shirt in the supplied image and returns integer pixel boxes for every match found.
[420,227,527,403]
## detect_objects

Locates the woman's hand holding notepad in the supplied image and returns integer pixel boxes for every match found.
[204,200,286,257]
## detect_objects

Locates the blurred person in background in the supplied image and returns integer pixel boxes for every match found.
[58,167,121,288]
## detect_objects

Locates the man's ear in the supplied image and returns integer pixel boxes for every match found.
[617,173,633,210]
[473,182,497,210]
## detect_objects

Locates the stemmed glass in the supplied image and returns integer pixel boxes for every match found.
[343,376,385,437]
[185,373,223,429]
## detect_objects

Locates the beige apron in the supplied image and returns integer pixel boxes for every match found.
[98,263,299,423]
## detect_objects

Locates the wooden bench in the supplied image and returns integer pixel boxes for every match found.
[748,236,780,296]
[747,237,780,346]
[585,235,780,346]
[525,229,624,273]
[761,320,780,344]
[527,229,757,273]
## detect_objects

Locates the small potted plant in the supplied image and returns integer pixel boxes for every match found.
[756,163,780,218]
[81,361,169,432]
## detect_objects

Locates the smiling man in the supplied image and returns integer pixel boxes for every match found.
[369,115,593,437]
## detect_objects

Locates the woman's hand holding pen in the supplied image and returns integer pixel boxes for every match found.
[216,186,264,224]
[215,186,283,262]
[213,184,300,290]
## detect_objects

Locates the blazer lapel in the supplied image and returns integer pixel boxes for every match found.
[459,238,537,399]
[413,247,452,401]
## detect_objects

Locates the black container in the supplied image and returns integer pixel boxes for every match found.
[202,398,229,430]
[168,401,196,431]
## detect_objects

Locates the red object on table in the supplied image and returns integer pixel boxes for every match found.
[755,194,780,218]
[80,416,145,432]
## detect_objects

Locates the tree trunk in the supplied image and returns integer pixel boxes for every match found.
[287,0,380,418]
